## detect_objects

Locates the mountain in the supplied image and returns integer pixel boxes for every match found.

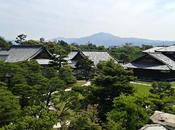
[53,32,175,46]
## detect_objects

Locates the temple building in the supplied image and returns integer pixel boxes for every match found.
[0,45,53,65]
[66,51,117,76]
[125,46,175,81]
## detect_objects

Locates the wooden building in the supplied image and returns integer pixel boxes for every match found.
[66,51,117,76]
[125,46,175,81]
[0,45,53,65]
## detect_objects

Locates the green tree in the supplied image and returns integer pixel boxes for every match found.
[3,106,57,130]
[59,65,76,84]
[52,90,81,129]
[71,105,102,130]
[22,39,40,45]
[106,95,149,130]
[92,60,134,118]
[150,82,174,98]
[12,84,38,107]
[109,44,142,63]
[141,44,153,50]
[0,37,11,49]
[146,82,175,113]
[0,85,20,127]
[45,77,65,106]
[76,57,94,80]
[15,34,27,44]
[50,46,67,70]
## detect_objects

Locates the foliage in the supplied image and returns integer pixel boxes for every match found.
[1,35,175,129]
[106,95,149,130]
[91,60,135,120]
[0,37,11,49]
[76,56,95,80]
[3,106,57,130]
[71,105,102,130]
[145,82,175,113]
[15,34,27,44]
[59,65,76,84]
[150,82,174,98]
[109,44,151,63]
[23,40,41,45]
[72,43,106,51]
[52,90,82,129]
[45,77,65,106]
[0,85,20,127]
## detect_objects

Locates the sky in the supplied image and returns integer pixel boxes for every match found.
[1,0,175,40]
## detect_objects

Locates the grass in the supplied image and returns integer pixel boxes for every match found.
[74,80,175,97]
[132,80,175,97]
[132,83,151,97]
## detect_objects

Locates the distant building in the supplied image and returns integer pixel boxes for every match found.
[0,45,53,65]
[66,51,117,75]
[125,46,175,81]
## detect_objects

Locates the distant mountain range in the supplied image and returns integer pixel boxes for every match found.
[53,32,175,46]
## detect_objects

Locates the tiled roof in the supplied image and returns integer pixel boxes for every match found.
[124,63,170,70]
[149,53,175,70]
[156,45,175,52]
[143,47,164,53]
[65,52,78,60]
[5,45,44,62]
[67,51,117,66]
[0,50,9,55]
[126,46,175,70]
[82,51,116,65]
[0,50,9,61]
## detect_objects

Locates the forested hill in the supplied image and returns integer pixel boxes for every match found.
[53,32,175,46]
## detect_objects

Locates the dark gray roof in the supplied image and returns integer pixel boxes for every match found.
[0,45,52,64]
[5,45,44,62]
[143,47,164,53]
[0,50,9,55]
[126,46,175,70]
[124,63,170,70]
[156,45,175,52]
[65,52,78,61]
[82,51,117,65]
[149,53,175,70]
[0,50,9,61]
[67,51,117,66]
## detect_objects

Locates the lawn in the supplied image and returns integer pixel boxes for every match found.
[132,81,175,97]
[131,83,151,97]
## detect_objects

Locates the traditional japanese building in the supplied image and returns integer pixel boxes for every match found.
[125,46,175,81]
[66,51,117,76]
[67,51,117,67]
[0,45,53,65]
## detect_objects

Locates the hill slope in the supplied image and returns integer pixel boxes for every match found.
[53,32,175,46]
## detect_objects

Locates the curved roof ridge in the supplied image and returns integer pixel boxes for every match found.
[148,52,175,70]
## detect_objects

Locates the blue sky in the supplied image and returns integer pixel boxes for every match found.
[0,0,175,40]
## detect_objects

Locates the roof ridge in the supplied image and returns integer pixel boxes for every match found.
[148,52,175,70]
